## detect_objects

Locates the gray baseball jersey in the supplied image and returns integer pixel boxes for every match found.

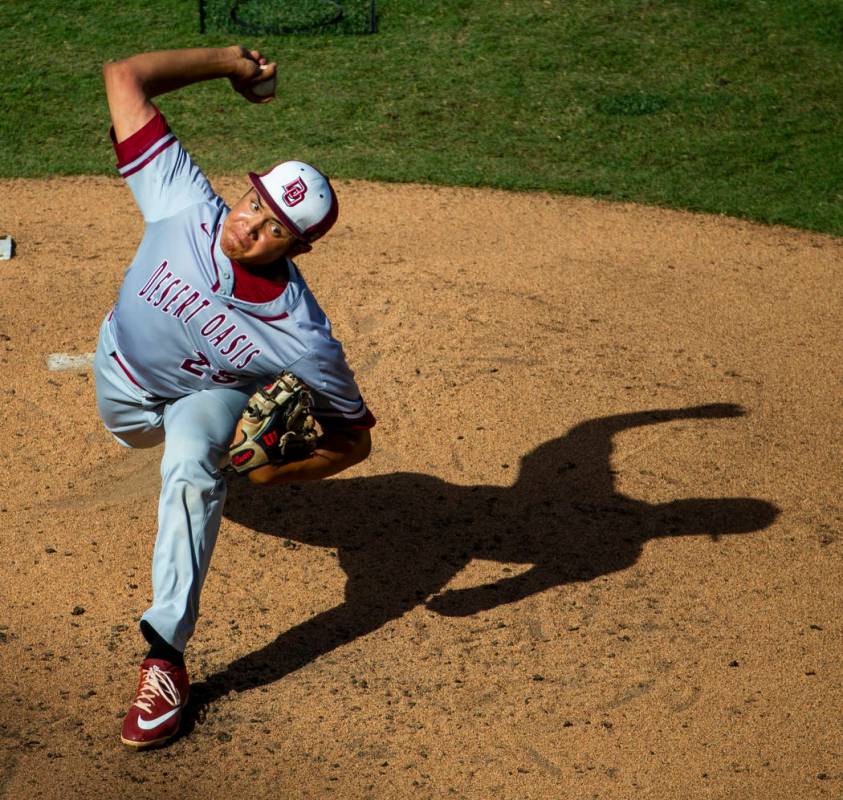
[107,108,374,429]
[94,108,373,652]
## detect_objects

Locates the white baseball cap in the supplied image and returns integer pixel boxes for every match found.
[248,160,339,243]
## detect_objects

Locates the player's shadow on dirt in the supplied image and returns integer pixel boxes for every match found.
[183,403,778,733]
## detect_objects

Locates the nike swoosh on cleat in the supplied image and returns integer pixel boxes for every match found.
[136,707,181,730]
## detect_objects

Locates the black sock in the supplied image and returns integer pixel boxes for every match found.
[140,620,185,667]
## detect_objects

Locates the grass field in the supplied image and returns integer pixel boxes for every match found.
[0,0,841,234]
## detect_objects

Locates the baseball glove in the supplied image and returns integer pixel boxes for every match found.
[227,372,319,474]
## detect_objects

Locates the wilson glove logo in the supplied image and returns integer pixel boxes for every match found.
[261,430,280,447]
[282,177,307,207]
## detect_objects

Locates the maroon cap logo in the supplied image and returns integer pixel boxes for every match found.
[282,177,307,207]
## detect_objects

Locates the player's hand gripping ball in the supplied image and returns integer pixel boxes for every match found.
[251,64,276,98]
[228,372,318,474]
[228,46,277,104]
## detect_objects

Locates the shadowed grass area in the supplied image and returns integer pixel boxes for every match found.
[0,0,840,233]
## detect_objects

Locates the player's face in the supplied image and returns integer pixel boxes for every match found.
[221,189,300,265]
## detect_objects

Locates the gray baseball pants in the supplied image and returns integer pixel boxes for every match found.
[93,318,251,651]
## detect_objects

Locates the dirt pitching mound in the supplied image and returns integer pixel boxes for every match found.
[0,177,840,799]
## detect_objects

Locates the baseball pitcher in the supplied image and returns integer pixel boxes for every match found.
[94,46,375,748]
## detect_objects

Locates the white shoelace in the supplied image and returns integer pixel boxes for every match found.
[133,665,181,714]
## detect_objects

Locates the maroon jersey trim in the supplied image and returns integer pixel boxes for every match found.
[111,107,171,168]
[231,259,289,303]
[236,309,290,322]
[110,351,149,393]
[120,136,177,179]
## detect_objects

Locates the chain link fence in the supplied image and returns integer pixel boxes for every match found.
[200,0,377,35]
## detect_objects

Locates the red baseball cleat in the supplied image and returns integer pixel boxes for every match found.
[120,658,190,748]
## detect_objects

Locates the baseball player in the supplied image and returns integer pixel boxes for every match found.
[94,45,375,748]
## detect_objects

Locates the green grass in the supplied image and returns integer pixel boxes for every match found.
[1,0,841,234]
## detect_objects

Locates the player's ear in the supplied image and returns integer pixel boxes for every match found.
[289,241,313,258]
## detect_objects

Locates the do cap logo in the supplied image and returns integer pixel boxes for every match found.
[282,177,308,207]
[248,161,338,242]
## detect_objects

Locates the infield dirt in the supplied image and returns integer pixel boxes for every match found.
[0,177,840,799]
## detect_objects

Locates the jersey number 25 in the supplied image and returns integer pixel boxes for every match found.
[180,350,238,384]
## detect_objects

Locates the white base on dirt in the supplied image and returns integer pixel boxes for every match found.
[47,353,96,370]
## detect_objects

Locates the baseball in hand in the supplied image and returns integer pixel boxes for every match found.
[252,64,277,98]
